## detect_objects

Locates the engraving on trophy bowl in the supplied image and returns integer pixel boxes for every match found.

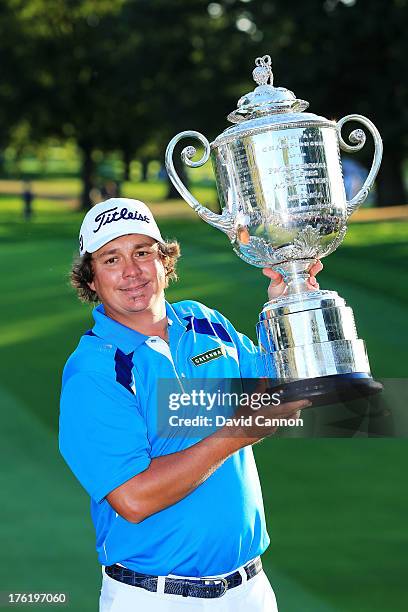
[211,124,348,267]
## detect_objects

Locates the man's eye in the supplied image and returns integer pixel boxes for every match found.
[135,251,150,257]
[104,257,117,264]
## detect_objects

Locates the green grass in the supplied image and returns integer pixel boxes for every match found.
[0,195,407,611]
[0,174,218,207]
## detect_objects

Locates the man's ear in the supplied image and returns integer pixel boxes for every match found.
[88,281,96,292]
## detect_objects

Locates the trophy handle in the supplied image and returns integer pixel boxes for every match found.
[337,114,383,218]
[165,131,234,236]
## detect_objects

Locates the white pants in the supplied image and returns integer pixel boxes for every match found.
[99,563,278,611]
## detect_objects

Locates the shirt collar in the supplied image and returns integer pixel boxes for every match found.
[165,301,188,331]
[91,301,187,354]
[92,304,147,354]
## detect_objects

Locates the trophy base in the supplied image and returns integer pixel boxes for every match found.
[257,288,382,407]
[258,289,374,376]
[268,373,383,408]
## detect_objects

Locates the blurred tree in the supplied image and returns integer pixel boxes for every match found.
[0,2,41,174]
[8,0,127,208]
[97,0,261,199]
[3,0,406,207]
[6,0,259,204]
[229,0,408,206]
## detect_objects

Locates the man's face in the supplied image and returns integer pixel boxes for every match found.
[89,234,166,319]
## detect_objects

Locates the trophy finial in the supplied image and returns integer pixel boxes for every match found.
[253,55,273,86]
[227,54,309,123]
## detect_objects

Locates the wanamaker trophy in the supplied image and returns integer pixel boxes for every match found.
[165,55,383,404]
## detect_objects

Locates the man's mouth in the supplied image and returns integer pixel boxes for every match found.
[120,281,149,294]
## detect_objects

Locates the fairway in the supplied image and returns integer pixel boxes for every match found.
[1,198,407,611]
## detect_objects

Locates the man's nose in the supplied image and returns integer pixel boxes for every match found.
[122,257,143,277]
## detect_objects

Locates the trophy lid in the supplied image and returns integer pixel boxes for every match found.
[227,55,309,124]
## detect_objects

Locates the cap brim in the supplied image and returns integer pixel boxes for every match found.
[85,230,163,254]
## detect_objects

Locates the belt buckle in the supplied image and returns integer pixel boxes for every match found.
[204,576,228,597]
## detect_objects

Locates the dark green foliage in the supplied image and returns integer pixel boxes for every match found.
[1,0,407,205]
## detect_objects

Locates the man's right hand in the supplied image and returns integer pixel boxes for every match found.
[232,397,311,443]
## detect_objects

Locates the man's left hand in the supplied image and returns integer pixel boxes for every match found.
[263,260,323,300]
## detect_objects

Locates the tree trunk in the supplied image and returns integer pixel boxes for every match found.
[123,149,132,182]
[166,152,188,199]
[140,157,149,182]
[376,149,407,207]
[79,144,94,210]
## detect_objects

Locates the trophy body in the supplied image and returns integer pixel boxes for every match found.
[166,56,383,402]
[211,123,347,266]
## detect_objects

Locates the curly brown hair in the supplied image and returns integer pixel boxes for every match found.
[70,240,181,303]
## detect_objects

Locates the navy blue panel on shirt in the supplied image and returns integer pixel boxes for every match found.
[84,329,96,337]
[114,348,135,395]
[183,315,232,343]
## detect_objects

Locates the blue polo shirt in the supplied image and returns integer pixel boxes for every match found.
[59,300,270,576]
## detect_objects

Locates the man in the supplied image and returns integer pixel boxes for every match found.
[59,198,321,611]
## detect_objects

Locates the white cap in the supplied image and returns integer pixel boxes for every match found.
[78,198,163,256]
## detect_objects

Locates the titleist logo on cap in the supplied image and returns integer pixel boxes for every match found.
[93,206,151,233]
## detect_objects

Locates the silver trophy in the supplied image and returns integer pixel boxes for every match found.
[165,55,383,403]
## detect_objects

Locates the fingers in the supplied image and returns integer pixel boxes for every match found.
[307,276,320,291]
[237,398,311,441]
[262,268,282,283]
[307,260,322,291]
[263,268,287,300]
[262,398,311,419]
[309,260,323,276]
[268,279,287,299]
[263,259,322,297]
[264,261,323,279]
[279,399,312,415]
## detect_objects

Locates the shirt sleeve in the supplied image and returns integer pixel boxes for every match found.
[230,326,267,379]
[59,370,151,503]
